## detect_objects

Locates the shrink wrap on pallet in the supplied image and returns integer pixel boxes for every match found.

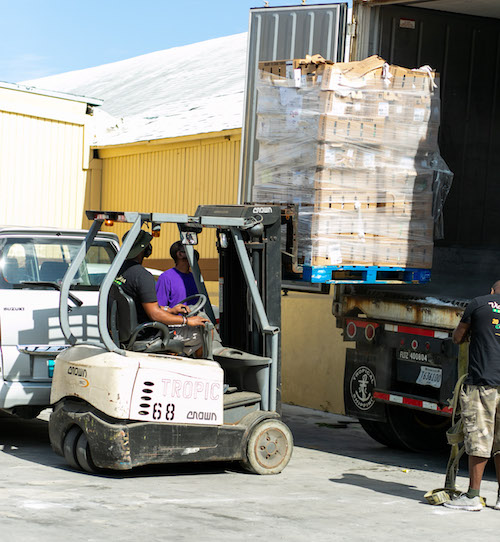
[252,55,453,269]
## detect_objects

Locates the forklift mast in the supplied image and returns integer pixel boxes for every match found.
[195,205,282,408]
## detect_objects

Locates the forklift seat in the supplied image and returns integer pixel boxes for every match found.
[108,283,184,354]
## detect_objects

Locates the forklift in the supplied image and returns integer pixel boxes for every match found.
[49,205,293,474]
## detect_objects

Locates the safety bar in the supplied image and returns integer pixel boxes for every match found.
[63,210,279,411]
[59,219,104,347]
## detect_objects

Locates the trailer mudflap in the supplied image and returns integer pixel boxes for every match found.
[343,347,392,422]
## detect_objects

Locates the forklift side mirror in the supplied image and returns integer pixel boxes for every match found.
[181,231,198,246]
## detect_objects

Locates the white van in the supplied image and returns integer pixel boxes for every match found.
[0,227,119,417]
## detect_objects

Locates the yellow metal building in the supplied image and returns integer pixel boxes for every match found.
[92,128,241,278]
[0,82,102,229]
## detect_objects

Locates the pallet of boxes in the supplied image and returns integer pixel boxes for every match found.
[253,55,453,282]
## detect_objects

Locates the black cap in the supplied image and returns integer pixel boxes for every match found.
[122,230,153,259]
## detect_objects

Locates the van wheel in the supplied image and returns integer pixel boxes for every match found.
[241,420,293,475]
[63,426,83,470]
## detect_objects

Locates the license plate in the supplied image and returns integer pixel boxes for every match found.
[416,366,442,388]
[397,349,432,363]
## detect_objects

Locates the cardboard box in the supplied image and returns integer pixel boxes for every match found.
[389,65,438,92]
[259,57,333,87]
[321,55,387,91]
[314,167,366,190]
[312,188,433,218]
[317,115,385,144]
[316,144,380,170]
[372,239,434,268]
[376,169,434,194]
[309,235,433,268]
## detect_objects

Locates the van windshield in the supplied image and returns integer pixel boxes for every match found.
[0,236,116,289]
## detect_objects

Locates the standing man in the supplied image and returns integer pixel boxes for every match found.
[156,240,198,309]
[116,230,207,357]
[444,280,500,511]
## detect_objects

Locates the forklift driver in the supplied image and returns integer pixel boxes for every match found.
[115,230,208,357]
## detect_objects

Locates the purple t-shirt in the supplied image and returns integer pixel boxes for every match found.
[156,267,198,308]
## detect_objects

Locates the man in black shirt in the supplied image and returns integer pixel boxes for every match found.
[116,230,208,357]
[444,280,500,511]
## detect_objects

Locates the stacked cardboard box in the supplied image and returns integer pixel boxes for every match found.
[253,55,453,269]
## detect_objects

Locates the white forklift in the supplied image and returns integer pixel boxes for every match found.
[49,206,293,474]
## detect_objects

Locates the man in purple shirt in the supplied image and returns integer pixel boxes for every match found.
[156,241,198,308]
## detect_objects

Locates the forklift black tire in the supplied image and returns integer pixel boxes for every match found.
[241,419,293,475]
[63,425,83,471]
[75,432,99,474]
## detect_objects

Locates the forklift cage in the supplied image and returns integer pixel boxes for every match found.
[58,209,281,411]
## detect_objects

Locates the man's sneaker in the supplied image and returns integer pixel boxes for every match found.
[493,496,500,510]
[443,494,483,511]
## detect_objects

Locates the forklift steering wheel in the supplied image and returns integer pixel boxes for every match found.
[178,294,207,317]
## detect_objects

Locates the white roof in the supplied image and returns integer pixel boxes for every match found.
[0,81,103,106]
[23,33,248,146]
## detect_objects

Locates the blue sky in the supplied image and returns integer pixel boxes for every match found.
[0,0,345,83]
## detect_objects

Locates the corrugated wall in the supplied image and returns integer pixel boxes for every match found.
[0,112,86,228]
[0,87,93,229]
[95,129,241,275]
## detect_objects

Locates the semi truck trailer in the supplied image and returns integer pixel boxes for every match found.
[240,1,500,450]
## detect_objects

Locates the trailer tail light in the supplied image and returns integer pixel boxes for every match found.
[365,324,375,341]
[346,321,357,339]
[345,319,380,341]
[411,339,418,350]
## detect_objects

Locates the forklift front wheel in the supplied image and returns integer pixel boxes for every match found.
[242,419,293,475]
[63,426,82,471]
[63,426,99,474]
[75,432,99,473]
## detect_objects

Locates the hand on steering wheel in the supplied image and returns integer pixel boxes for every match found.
[178,293,207,317]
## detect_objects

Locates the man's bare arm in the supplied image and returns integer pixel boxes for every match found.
[142,302,208,327]
[453,322,470,344]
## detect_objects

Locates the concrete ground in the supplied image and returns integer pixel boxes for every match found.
[1,405,499,542]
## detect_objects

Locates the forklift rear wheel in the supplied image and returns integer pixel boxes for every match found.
[242,420,293,475]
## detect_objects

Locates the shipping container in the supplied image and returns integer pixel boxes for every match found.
[240,1,500,450]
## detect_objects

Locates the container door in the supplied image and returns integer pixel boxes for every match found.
[364,5,500,249]
[239,3,350,204]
